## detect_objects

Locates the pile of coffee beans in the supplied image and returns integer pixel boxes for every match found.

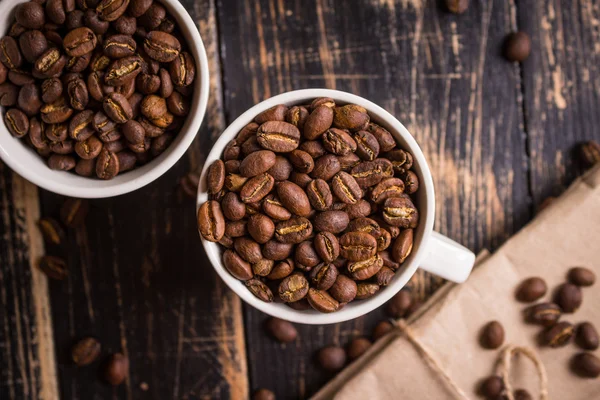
[198,98,420,313]
[0,0,195,179]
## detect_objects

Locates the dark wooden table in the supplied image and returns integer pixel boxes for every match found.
[1,0,597,399]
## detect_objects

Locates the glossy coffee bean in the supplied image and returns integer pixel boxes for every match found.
[15,2,46,29]
[306,179,333,211]
[246,279,273,302]
[63,27,96,56]
[312,210,349,233]
[554,283,582,313]
[265,317,297,343]
[568,267,595,287]
[524,302,561,327]
[5,108,29,137]
[103,92,132,123]
[347,337,372,361]
[333,104,369,131]
[104,353,129,385]
[95,148,119,179]
[340,231,377,261]
[105,55,143,86]
[274,217,312,244]
[480,321,504,349]
[332,172,362,204]
[143,31,180,62]
[314,231,339,263]
[576,322,599,351]
[348,254,383,280]
[277,181,311,217]
[71,337,101,366]
[329,275,357,303]
[542,321,574,347]
[278,273,309,302]
[571,352,600,378]
[294,241,320,270]
[309,263,338,290]
[317,346,346,371]
[257,121,300,153]
[0,37,23,69]
[169,51,195,87]
[515,277,547,302]
[247,214,275,244]
[19,30,48,63]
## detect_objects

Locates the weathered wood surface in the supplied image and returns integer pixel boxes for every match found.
[2,0,597,398]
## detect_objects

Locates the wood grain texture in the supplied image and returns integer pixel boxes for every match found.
[217,0,530,397]
[518,0,600,204]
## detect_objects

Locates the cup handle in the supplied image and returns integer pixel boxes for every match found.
[419,231,476,283]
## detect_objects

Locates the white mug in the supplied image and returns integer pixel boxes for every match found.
[197,89,475,325]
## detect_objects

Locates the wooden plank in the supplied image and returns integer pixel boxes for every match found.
[517,0,600,204]
[217,0,530,397]
[31,1,248,399]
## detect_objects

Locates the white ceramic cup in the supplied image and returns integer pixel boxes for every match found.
[197,89,475,325]
[0,0,210,199]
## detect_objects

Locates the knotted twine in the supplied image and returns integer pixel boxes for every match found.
[393,320,549,400]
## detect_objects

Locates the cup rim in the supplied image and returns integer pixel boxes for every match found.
[197,89,435,324]
[0,0,210,199]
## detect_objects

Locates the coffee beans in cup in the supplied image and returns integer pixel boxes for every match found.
[0,0,196,179]
[198,99,421,313]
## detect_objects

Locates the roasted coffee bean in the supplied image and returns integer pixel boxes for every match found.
[66,78,88,110]
[89,50,111,71]
[105,55,143,86]
[307,288,339,313]
[385,290,412,318]
[354,130,379,161]
[220,193,244,221]
[309,263,338,290]
[402,171,419,195]
[568,266,595,287]
[38,217,66,246]
[75,135,102,159]
[19,30,48,63]
[310,97,335,110]
[46,0,66,24]
[246,279,273,302]
[329,275,357,303]
[150,132,172,156]
[274,217,312,244]
[222,249,253,280]
[38,255,68,279]
[554,283,582,313]
[347,217,381,239]
[571,352,600,378]
[63,27,96,57]
[303,105,333,140]
[277,181,311,217]
[114,15,136,35]
[339,231,377,261]
[8,69,35,86]
[524,302,561,327]
[41,96,73,123]
[96,0,128,21]
[348,254,383,280]
[265,317,297,343]
[294,240,320,270]
[0,37,23,69]
[374,266,394,286]
[136,73,160,94]
[480,321,504,349]
[366,123,395,152]
[347,337,372,361]
[15,2,46,29]
[576,322,599,350]
[279,273,309,302]
[240,173,274,203]
[224,173,247,192]
[71,337,101,366]
[170,51,195,87]
[0,82,19,106]
[289,149,314,173]
[33,48,67,79]
[332,172,362,204]
[392,229,413,264]
[333,104,369,131]
[479,376,504,398]
[84,10,109,34]
[317,346,346,371]
[116,150,136,172]
[285,105,309,130]
[95,148,119,179]
[252,258,274,276]
[516,277,547,302]
[166,91,189,117]
[351,159,391,188]
[257,121,300,153]
[141,94,168,119]
[371,178,405,204]
[310,154,341,180]
[314,231,339,263]
[87,71,107,101]
[143,31,180,62]
[241,136,261,156]
[503,31,531,62]
[247,214,275,244]
[60,197,89,227]
[49,139,74,154]
[323,128,357,156]
[235,122,258,145]
[225,221,247,238]
[48,153,75,170]
[239,150,276,178]
[66,10,85,29]
[93,110,117,135]
[299,140,326,159]
[103,92,132,123]
[138,117,164,137]
[104,353,129,386]
[445,0,469,13]
[337,152,361,172]
[67,52,92,72]
[306,179,333,211]
[254,104,287,124]
[103,34,136,58]
[197,201,226,242]
[206,159,225,194]
[372,321,394,340]
[289,172,312,189]
[267,258,294,280]
[386,149,413,174]
[382,196,419,228]
[355,283,379,300]
[128,0,152,17]
[122,120,145,143]
[313,210,349,233]
[104,138,126,153]
[5,108,29,137]
[225,160,240,174]
[30,122,49,148]
[542,321,574,347]
[75,158,96,176]
[8,22,27,38]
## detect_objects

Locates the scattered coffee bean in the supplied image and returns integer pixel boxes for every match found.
[480,321,504,349]
[503,31,531,62]
[567,266,595,287]
[346,337,372,361]
[60,198,89,227]
[38,255,68,280]
[554,283,582,313]
[385,290,412,318]
[576,322,599,351]
[317,346,346,371]
[479,376,504,398]
[252,388,276,400]
[265,317,297,343]
[445,0,469,14]
[37,217,66,246]
[104,353,129,385]
[524,302,561,327]
[571,352,600,378]
[515,277,547,302]
[542,321,574,347]
[372,320,394,340]
[71,337,101,366]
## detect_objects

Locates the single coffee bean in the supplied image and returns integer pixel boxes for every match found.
[568,266,595,287]
[392,229,413,264]
[371,178,405,204]
[578,141,600,168]
[5,108,29,137]
[103,92,132,123]
[375,266,395,286]
[571,352,600,378]
[0,37,23,69]
[32,48,67,79]
[306,179,333,211]
[328,275,357,303]
[262,195,291,221]
[225,160,240,174]
[382,196,419,228]
[222,249,253,280]
[479,376,504,398]
[314,231,339,263]
[60,197,89,227]
[554,283,582,313]
[332,172,362,204]
[288,149,314,174]
[38,255,68,280]
[75,158,96,177]
[542,321,574,347]
[96,0,129,21]
[276,181,311,217]
[166,91,189,116]
[351,160,390,188]
[63,27,96,57]
[240,173,274,203]
[224,173,247,192]
[274,217,313,244]
[279,273,309,302]
[372,321,394,340]
[75,135,103,159]
[157,68,173,97]
[294,241,320,270]
[220,193,244,222]
[66,78,89,110]
[299,140,326,159]
[310,97,335,110]
[105,55,143,86]
[169,51,195,87]
[515,277,547,302]
[206,159,225,194]
[252,258,274,276]
[38,217,66,246]
[355,282,380,300]
[122,120,145,144]
[66,9,85,30]
[354,130,380,161]
[576,322,599,350]
[340,231,377,261]
[49,139,74,155]
[19,30,48,63]
[116,151,136,172]
[504,31,531,62]
[197,200,225,242]
[317,346,346,371]
[247,214,275,244]
[386,149,413,174]
[96,148,119,179]
[265,317,297,343]
[114,14,137,35]
[239,150,277,177]
[67,52,92,73]
[524,302,561,327]
[366,123,395,152]
[267,258,294,280]
[445,0,469,13]
[309,263,338,290]
[257,121,300,153]
[224,141,242,161]
[104,353,129,385]
[311,154,341,181]
[47,153,75,170]
[385,290,412,318]
[8,69,35,86]
[103,34,136,59]
[289,172,312,189]
[323,128,357,156]
[303,105,333,140]
[307,287,339,313]
[348,254,383,280]
[347,337,372,361]
[285,105,309,130]
[254,104,287,124]
[0,82,19,106]
[128,0,153,17]
[139,117,164,137]
[337,153,361,172]
[15,2,46,29]
[136,73,160,94]
[333,104,369,131]
[246,279,273,302]
[225,221,247,238]
[480,321,504,349]
[71,337,101,366]
[138,3,166,29]
[143,31,180,62]
[241,136,262,156]
[141,94,167,119]
[402,170,419,194]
